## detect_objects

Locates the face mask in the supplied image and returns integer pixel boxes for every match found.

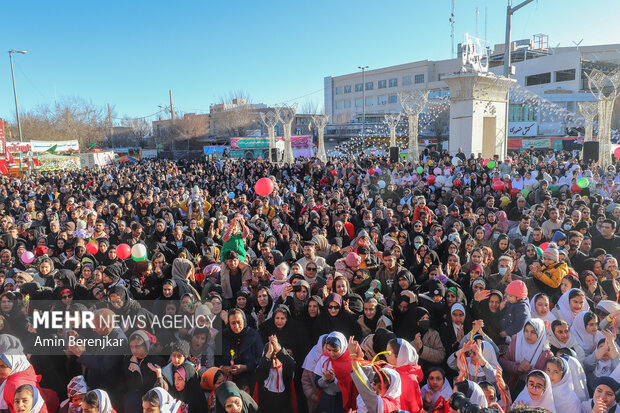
[493,234,500,240]
[498,267,507,276]
[414,242,423,249]
[563,224,572,230]
[418,319,431,332]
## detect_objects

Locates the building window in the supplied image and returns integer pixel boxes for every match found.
[365,98,374,106]
[389,78,398,87]
[335,101,343,109]
[355,83,363,92]
[378,96,387,105]
[388,94,398,104]
[555,69,576,82]
[355,98,363,107]
[344,85,351,93]
[414,74,425,84]
[365,82,374,90]
[378,80,387,89]
[403,76,412,86]
[335,87,343,95]
[525,72,551,86]
[344,100,351,108]
[509,104,536,122]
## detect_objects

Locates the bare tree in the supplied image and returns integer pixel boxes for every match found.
[210,91,257,138]
[299,99,322,115]
[162,113,209,150]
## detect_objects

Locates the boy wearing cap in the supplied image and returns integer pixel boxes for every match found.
[530,247,568,296]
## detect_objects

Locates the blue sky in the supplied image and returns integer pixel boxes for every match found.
[1,0,619,123]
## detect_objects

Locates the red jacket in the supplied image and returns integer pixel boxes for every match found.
[2,365,59,413]
[396,365,423,413]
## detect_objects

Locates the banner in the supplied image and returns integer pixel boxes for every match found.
[509,122,538,137]
[230,136,313,150]
[0,121,5,155]
[5,140,79,153]
[522,138,551,148]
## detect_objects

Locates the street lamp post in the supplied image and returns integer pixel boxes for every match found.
[502,0,534,158]
[358,66,369,143]
[9,49,27,143]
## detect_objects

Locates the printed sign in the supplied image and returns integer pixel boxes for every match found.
[522,138,551,148]
[509,122,538,137]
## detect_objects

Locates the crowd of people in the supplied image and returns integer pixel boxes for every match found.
[0,147,620,413]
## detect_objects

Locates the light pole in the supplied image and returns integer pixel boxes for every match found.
[502,0,534,158]
[9,49,27,143]
[358,66,368,143]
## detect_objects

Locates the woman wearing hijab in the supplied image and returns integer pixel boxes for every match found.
[302,335,327,413]
[59,375,89,413]
[512,370,556,413]
[80,390,115,413]
[141,387,184,413]
[454,380,488,408]
[313,332,357,413]
[170,258,201,299]
[215,381,258,413]
[357,298,391,339]
[581,376,620,413]
[471,289,504,345]
[332,275,364,316]
[553,288,590,327]
[404,307,446,370]
[253,287,275,327]
[107,285,155,335]
[548,319,586,361]
[385,338,423,413]
[255,335,296,413]
[313,293,362,341]
[571,312,603,356]
[420,367,452,413]
[500,318,553,396]
[200,367,225,413]
[530,293,557,331]
[545,356,582,413]
[450,337,500,384]
[439,303,472,358]
[153,279,180,316]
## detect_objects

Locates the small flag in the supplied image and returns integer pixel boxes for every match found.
[88,142,97,150]
[308,121,312,131]
[47,144,58,154]
[18,152,22,171]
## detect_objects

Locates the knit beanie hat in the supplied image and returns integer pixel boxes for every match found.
[505,280,528,300]
[345,252,362,267]
[170,339,190,359]
[595,376,620,402]
[543,247,559,262]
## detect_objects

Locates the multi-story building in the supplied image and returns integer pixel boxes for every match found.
[324,36,620,144]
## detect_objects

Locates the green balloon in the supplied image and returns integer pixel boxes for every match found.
[536,247,543,256]
[487,160,496,169]
[416,166,424,174]
[550,186,559,195]
[577,177,589,189]
[522,188,530,197]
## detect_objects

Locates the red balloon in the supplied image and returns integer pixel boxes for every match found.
[116,243,131,260]
[369,169,375,176]
[493,181,504,191]
[344,222,355,240]
[510,188,520,198]
[331,170,338,176]
[255,177,274,197]
[86,242,99,255]
[571,184,581,193]
[483,158,490,166]
[453,179,462,187]
[427,175,436,185]
[615,147,620,160]
[540,242,550,251]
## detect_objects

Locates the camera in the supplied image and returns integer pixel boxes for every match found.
[292,285,302,293]
[449,392,500,413]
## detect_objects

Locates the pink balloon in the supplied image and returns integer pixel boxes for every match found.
[21,251,35,264]
[433,167,442,175]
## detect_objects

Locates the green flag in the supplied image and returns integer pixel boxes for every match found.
[18,152,22,171]
[88,142,97,150]
[47,144,58,154]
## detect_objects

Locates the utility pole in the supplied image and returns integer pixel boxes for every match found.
[358,66,369,144]
[503,0,536,78]
[9,50,27,143]
[108,103,113,146]
[169,90,175,123]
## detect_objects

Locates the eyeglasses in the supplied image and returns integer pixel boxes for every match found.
[527,382,545,391]
[354,274,364,279]
[398,235,406,239]
[61,294,73,299]
[328,305,340,310]
[307,267,317,271]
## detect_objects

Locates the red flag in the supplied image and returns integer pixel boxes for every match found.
[0,160,9,175]
[33,159,42,167]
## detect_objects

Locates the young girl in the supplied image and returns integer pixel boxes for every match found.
[548,319,586,361]
[571,312,602,356]
[450,337,500,384]
[530,293,557,331]
[13,385,45,413]
[512,370,556,413]
[420,367,452,413]
[553,288,590,327]
[545,356,581,412]
[453,380,488,408]
[141,387,183,413]
[581,376,620,413]
[385,339,422,413]
[80,390,116,413]
[58,375,89,413]
[313,332,357,413]
[584,331,620,390]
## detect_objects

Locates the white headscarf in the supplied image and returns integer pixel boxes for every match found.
[395,338,418,367]
[152,387,183,413]
[313,331,348,377]
[456,380,488,408]
[467,341,500,378]
[550,357,582,412]
[93,389,113,413]
[563,354,589,401]
[570,312,602,355]
[420,373,452,407]
[554,288,589,326]
[515,318,549,365]
[377,368,402,410]
[0,353,32,410]
[513,370,556,413]
[302,334,328,371]
[529,293,557,325]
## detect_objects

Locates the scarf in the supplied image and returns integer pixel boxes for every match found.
[513,371,556,413]
[314,331,357,411]
[0,353,32,410]
[563,354,590,401]
[555,288,590,327]
[550,358,582,412]
[529,293,557,330]
[570,312,602,354]
[153,387,183,413]
[264,363,284,393]
[93,389,113,413]
[420,379,452,407]
[515,319,549,365]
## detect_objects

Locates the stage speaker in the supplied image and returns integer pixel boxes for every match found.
[270,148,279,162]
[389,146,400,163]
[582,141,599,163]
